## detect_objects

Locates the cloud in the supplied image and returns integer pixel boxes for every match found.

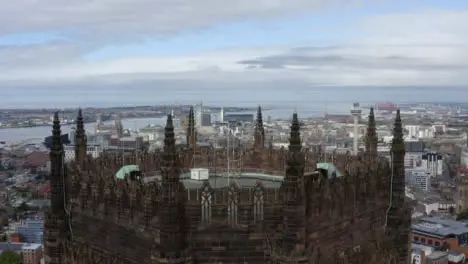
[0,0,363,41]
[238,46,468,72]
[0,42,88,71]
[237,9,468,86]
[1,6,468,91]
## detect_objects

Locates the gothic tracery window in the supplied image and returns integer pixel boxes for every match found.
[253,185,264,222]
[201,186,212,224]
[228,184,239,225]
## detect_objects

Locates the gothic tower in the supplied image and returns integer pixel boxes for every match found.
[254,106,265,149]
[280,112,307,262]
[386,110,410,263]
[365,107,378,156]
[44,112,70,264]
[158,114,191,263]
[186,106,197,148]
[75,108,87,167]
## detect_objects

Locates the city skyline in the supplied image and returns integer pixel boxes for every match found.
[1,0,468,105]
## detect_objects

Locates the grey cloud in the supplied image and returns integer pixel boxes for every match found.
[239,54,348,69]
[238,46,468,71]
[289,46,341,53]
[0,0,359,41]
[0,42,90,70]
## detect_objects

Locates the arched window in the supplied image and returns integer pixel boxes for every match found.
[201,185,212,224]
[253,185,264,222]
[228,184,238,225]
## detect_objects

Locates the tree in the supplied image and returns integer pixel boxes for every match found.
[0,215,8,228]
[456,210,468,220]
[0,250,20,264]
[16,202,28,213]
[10,233,24,243]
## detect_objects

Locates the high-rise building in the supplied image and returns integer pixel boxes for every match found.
[220,106,224,123]
[405,125,420,138]
[22,243,43,264]
[15,218,44,244]
[0,242,42,264]
[350,102,362,155]
[407,168,431,192]
[195,102,203,128]
[421,152,443,177]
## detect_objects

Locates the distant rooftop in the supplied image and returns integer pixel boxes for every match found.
[412,217,468,238]
[405,141,426,153]
[0,242,23,252]
[426,251,448,260]
[22,243,42,250]
[0,242,41,252]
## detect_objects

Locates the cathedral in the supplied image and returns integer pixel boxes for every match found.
[43,106,411,264]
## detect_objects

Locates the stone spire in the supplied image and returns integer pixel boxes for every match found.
[281,111,306,258]
[186,106,197,148]
[390,109,405,198]
[75,108,87,167]
[254,105,265,148]
[163,114,177,161]
[158,114,188,261]
[365,107,378,155]
[387,109,410,264]
[288,111,301,153]
[44,112,69,264]
[50,112,66,214]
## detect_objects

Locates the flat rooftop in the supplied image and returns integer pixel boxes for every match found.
[412,217,468,237]
[426,251,448,259]
[22,243,42,250]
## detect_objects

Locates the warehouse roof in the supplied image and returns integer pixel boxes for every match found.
[412,217,468,238]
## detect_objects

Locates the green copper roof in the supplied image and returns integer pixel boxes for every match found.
[316,162,344,178]
[115,165,140,180]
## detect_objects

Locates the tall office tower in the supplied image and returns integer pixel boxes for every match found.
[220,106,224,123]
[195,102,203,128]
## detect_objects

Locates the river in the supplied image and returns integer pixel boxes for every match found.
[0,105,347,143]
[3,85,467,143]
[0,117,166,143]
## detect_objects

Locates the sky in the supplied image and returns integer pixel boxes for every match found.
[1,0,468,108]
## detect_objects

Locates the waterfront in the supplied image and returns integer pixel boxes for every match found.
[0,105,344,143]
[4,84,467,143]
[0,117,165,143]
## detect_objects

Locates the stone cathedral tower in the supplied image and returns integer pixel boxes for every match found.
[156,114,192,263]
[254,106,265,149]
[44,112,70,264]
[42,107,409,264]
[386,109,411,264]
[74,108,87,167]
[278,112,307,263]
